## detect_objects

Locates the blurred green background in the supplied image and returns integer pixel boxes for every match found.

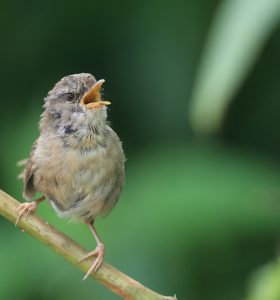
[1,0,280,299]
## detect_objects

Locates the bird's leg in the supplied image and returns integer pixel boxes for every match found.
[80,220,105,280]
[15,195,45,226]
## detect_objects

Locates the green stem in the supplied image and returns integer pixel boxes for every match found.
[0,189,176,300]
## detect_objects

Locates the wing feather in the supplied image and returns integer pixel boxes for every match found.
[18,140,38,200]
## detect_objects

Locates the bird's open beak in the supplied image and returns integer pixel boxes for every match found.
[80,79,111,109]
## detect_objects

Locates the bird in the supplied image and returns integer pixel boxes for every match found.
[16,73,125,280]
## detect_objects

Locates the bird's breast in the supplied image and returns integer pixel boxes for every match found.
[33,129,125,221]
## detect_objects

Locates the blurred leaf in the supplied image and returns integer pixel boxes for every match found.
[246,260,280,300]
[189,0,280,134]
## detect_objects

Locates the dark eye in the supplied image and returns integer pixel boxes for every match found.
[65,93,76,102]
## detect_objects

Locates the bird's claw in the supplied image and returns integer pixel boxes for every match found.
[15,202,37,226]
[80,243,105,280]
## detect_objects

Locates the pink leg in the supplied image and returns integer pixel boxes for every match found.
[15,195,45,226]
[79,220,105,280]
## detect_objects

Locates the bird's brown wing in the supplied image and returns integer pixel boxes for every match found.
[18,140,38,200]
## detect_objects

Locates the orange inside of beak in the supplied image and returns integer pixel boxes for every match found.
[80,79,111,109]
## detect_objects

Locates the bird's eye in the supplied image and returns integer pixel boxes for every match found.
[65,93,76,102]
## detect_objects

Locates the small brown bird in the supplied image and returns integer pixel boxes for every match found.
[16,73,125,280]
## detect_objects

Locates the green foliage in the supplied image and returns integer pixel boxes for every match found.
[189,0,280,134]
[246,260,280,300]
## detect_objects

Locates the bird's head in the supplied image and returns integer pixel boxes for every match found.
[41,73,111,134]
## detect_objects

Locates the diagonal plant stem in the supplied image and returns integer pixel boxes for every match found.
[0,189,176,300]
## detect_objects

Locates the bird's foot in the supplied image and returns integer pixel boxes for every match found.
[15,202,38,226]
[15,196,45,226]
[80,243,105,280]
